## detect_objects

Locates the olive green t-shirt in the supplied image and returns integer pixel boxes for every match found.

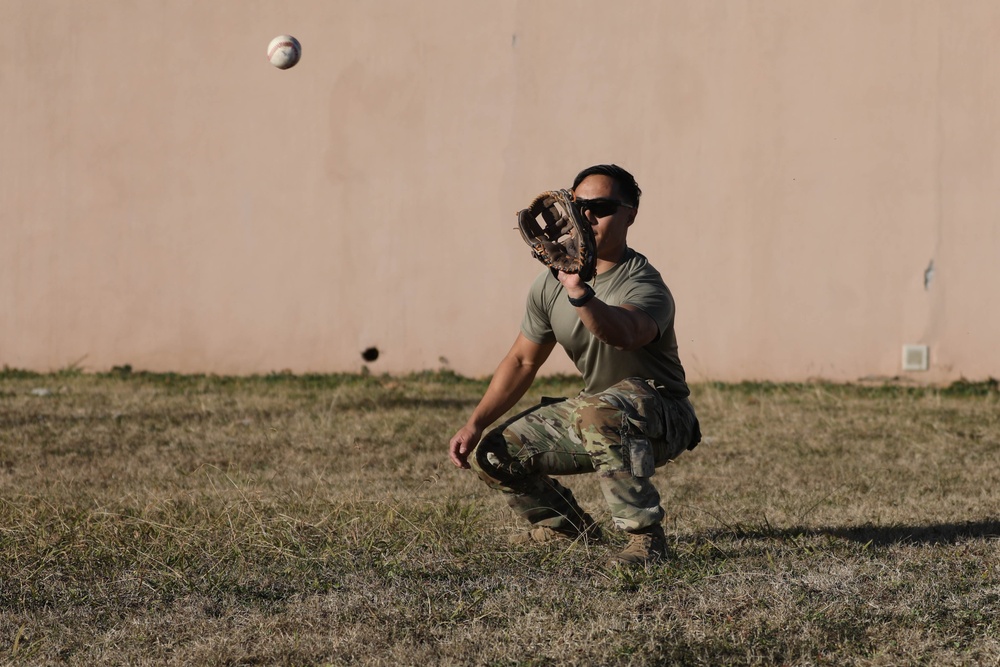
[521,248,690,398]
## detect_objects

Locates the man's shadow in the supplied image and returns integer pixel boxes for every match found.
[703,519,1000,547]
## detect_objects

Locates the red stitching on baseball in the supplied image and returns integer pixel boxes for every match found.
[269,41,297,61]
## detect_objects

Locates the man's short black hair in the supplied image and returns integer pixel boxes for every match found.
[572,164,642,208]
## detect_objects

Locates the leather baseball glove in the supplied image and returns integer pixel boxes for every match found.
[516,189,597,282]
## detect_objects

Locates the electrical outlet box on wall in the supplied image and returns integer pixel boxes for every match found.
[902,345,930,372]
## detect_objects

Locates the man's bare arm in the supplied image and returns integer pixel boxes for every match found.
[448,334,556,468]
[560,272,658,351]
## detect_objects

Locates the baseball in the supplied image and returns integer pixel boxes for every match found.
[267,35,301,69]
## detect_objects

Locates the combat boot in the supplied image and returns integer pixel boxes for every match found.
[607,523,668,566]
[508,512,605,545]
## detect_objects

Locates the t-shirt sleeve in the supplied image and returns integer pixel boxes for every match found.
[520,271,556,344]
[620,273,675,339]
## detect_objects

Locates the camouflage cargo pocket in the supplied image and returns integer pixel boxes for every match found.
[597,378,668,478]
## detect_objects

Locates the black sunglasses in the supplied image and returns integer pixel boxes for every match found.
[573,197,635,218]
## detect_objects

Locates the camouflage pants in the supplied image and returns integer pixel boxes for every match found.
[470,377,700,533]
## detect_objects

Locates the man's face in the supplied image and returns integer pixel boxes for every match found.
[572,174,637,259]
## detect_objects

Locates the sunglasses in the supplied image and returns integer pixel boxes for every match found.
[573,197,635,218]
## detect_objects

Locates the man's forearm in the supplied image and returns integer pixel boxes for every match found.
[466,356,539,430]
[573,298,653,350]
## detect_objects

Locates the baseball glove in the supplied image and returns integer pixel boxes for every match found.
[516,189,597,282]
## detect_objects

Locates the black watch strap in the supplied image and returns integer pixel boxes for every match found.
[567,284,596,307]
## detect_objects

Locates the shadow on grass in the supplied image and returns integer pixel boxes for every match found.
[710,519,1000,547]
[820,520,1000,546]
[0,398,479,428]
[337,397,480,411]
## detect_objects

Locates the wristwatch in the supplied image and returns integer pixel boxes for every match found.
[567,284,596,307]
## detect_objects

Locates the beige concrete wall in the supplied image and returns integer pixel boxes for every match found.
[2,1,998,383]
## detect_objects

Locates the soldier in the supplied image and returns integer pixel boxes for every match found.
[448,164,701,566]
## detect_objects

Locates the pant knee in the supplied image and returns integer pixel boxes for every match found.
[470,430,525,489]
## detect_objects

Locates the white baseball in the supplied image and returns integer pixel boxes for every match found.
[267,35,301,70]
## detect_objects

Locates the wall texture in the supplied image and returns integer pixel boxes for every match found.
[2,1,998,383]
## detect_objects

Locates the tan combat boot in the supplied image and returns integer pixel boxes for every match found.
[508,513,605,546]
[607,523,668,566]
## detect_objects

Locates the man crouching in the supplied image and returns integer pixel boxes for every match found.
[448,164,701,566]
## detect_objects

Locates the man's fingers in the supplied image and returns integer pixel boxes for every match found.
[449,426,481,469]
[449,435,470,468]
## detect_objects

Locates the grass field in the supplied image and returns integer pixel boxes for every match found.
[1,369,998,666]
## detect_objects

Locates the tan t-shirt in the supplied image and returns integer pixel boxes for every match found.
[521,248,690,397]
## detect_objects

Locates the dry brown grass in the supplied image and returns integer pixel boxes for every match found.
[1,370,998,666]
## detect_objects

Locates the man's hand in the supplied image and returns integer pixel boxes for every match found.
[449,424,482,469]
[557,270,590,301]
